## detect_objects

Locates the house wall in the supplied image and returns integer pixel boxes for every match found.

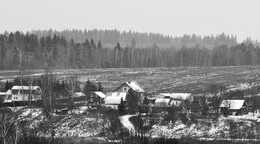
[115,83,130,93]
[105,104,118,109]
[89,93,103,104]
[170,100,183,107]
[12,94,28,101]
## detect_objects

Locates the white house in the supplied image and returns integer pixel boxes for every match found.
[104,92,127,109]
[114,81,145,94]
[9,86,42,102]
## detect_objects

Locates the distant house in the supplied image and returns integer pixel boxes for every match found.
[154,98,171,107]
[74,92,86,97]
[114,81,145,94]
[6,86,42,102]
[89,91,106,105]
[158,93,193,107]
[220,99,248,115]
[104,92,127,109]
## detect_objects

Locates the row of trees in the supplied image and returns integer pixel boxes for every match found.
[32,29,238,48]
[1,31,260,70]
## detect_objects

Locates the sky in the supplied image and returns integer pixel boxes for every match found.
[0,0,260,42]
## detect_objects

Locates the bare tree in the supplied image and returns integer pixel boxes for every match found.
[0,108,21,144]
[65,76,78,113]
[41,68,54,117]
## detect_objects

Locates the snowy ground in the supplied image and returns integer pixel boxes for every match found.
[149,113,260,139]
[1,66,260,94]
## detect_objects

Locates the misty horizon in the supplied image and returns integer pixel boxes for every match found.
[1,0,260,43]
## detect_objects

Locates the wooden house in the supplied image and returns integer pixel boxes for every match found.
[220,99,248,115]
[88,91,106,105]
[9,86,42,102]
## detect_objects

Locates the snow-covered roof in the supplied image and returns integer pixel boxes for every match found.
[155,98,170,103]
[159,93,191,100]
[115,81,145,93]
[6,89,11,95]
[74,92,86,97]
[220,100,246,110]
[0,92,6,95]
[126,81,145,93]
[105,92,127,105]
[94,91,106,98]
[11,86,41,90]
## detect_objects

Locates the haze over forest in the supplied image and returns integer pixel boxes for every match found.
[0,29,260,70]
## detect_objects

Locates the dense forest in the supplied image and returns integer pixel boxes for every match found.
[32,29,238,48]
[0,30,260,70]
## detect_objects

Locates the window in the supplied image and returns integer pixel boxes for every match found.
[12,90,19,94]
[8,95,12,100]
[123,87,128,92]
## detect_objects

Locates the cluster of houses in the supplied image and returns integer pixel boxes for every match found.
[0,81,251,116]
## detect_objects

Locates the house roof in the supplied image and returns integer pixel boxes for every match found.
[104,92,127,105]
[74,92,86,97]
[159,93,191,100]
[115,81,145,93]
[11,86,41,90]
[6,89,11,95]
[94,91,106,98]
[155,98,170,103]
[0,92,6,96]
[220,100,246,110]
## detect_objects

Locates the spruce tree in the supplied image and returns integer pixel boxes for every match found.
[118,98,126,115]
[126,89,139,114]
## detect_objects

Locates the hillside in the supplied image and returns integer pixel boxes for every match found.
[1,66,260,94]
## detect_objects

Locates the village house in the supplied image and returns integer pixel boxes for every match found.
[154,98,171,107]
[4,86,42,102]
[103,81,145,109]
[88,91,106,105]
[114,81,145,95]
[220,99,248,115]
[104,92,127,109]
[153,93,193,107]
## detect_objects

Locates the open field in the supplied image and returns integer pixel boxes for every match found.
[1,66,260,94]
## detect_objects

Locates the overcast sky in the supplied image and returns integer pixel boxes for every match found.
[1,0,260,42]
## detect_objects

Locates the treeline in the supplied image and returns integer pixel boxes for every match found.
[0,31,260,70]
[32,29,238,48]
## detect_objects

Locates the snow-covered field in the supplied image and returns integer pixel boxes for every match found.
[1,66,260,94]
[148,113,260,139]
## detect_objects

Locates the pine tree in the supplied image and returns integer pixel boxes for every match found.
[143,97,150,105]
[97,41,102,49]
[83,80,97,103]
[126,89,139,114]
[97,82,104,92]
[83,80,92,98]
[118,98,126,115]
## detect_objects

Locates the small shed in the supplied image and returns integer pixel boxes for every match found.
[220,99,248,115]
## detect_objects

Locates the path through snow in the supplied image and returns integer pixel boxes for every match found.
[119,114,138,134]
